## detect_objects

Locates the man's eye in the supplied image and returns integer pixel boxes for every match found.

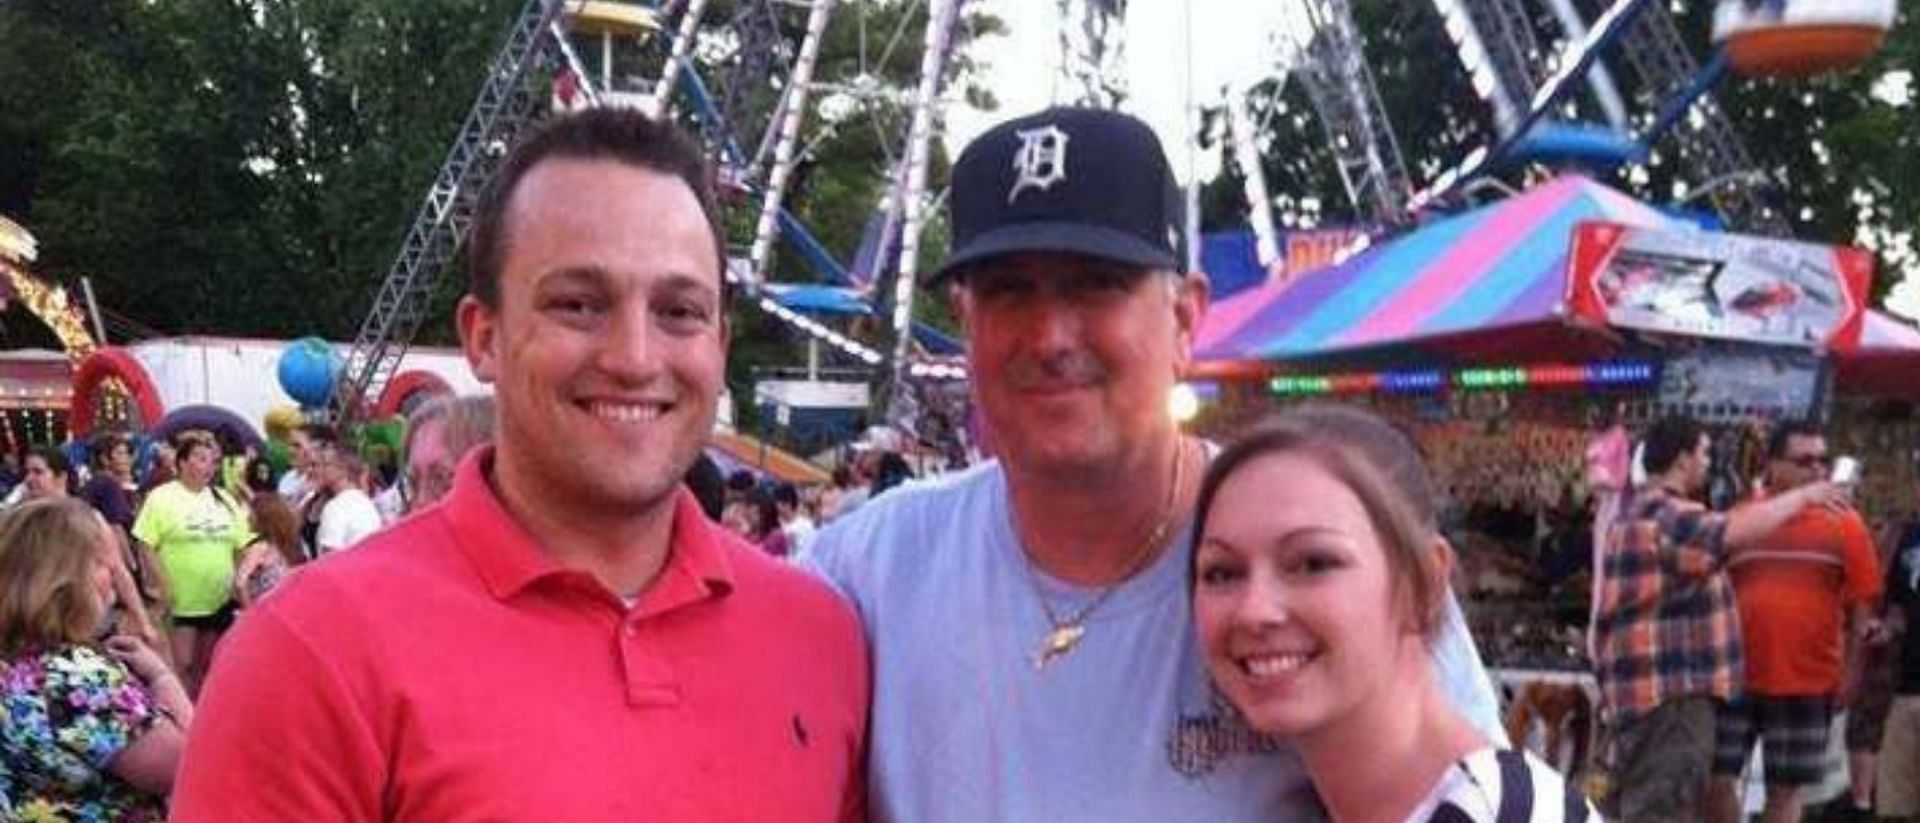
[662,302,711,321]
[543,295,600,319]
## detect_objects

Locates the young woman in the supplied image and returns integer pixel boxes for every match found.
[82,434,171,649]
[0,498,193,820]
[1190,405,1594,823]
[233,488,304,606]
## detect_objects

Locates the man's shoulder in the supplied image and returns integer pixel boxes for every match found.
[809,462,1002,552]
[719,533,862,636]
[327,489,382,517]
[142,481,189,505]
[1751,502,1871,550]
[799,461,1005,601]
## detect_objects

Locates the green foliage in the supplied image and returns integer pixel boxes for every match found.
[3,0,518,341]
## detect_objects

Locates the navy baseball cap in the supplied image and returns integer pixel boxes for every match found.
[932,107,1187,285]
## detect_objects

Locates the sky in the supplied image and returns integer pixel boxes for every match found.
[949,0,1305,185]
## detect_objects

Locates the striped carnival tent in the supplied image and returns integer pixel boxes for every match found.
[1194,175,1683,376]
[1836,309,1920,400]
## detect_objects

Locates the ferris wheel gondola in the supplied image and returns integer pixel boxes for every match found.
[1712,0,1896,77]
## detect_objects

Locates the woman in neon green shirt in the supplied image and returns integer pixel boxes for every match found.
[131,433,261,695]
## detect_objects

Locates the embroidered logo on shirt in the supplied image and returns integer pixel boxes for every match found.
[1007,125,1069,204]
[1166,690,1282,777]
[791,713,810,748]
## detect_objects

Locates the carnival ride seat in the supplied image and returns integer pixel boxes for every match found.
[563,1,660,38]
[1712,0,1896,77]
[1504,122,1647,172]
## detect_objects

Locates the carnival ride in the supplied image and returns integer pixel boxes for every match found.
[324,0,1898,448]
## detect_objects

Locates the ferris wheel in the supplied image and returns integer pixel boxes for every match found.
[1205,0,1893,275]
[332,0,1895,438]
[332,0,982,436]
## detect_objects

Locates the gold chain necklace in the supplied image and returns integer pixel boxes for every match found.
[1021,439,1187,670]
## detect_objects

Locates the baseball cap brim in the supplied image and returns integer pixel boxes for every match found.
[930,221,1183,286]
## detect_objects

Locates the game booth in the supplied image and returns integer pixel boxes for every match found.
[1188,174,1920,778]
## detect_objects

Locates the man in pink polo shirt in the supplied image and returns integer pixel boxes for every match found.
[173,109,869,821]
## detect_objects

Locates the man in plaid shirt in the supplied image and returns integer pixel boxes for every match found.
[1593,416,1848,821]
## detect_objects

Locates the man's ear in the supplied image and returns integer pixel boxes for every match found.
[1172,271,1211,375]
[456,295,499,384]
[948,282,972,332]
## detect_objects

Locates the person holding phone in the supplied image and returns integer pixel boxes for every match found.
[0,498,193,821]
[1594,416,1851,821]
[1706,421,1881,823]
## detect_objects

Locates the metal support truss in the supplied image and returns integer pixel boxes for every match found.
[332,0,564,422]
[747,0,838,286]
[1615,2,1791,236]
[1292,0,1413,225]
[647,0,712,119]
[882,0,963,423]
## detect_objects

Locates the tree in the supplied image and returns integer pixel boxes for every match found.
[2,0,522,341]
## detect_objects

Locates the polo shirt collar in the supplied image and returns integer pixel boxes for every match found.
[441,446,736,604]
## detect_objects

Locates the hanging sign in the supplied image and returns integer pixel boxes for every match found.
[1566,221,1872,351]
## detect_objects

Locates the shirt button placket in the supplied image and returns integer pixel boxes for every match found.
[618,617,680,708]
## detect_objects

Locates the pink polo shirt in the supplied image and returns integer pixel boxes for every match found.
[173,448,869,821]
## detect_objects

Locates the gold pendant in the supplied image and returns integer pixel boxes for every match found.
[1031,624,1086,670]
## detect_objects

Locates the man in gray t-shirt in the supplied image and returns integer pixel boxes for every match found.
[802,106,1503,822]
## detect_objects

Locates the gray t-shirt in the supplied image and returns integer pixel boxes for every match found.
[802,460,1505,822]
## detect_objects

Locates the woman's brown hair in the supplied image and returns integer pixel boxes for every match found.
[0,498,110,656]
[249,493,304,567]
[1189,404,1451,638]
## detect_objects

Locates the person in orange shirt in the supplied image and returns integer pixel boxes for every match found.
[1707,421,1882,823]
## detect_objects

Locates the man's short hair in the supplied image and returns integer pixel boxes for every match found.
[683,453,727,520]
[1642,416,1706,476]
[1766,420,1824,461]
[336,451,368,485]
[771,482,800,511]
[403,394,496,462]
[467,108,727,308]
[298,423,340,448]
[89,432,129,470]
[725,470,757,495]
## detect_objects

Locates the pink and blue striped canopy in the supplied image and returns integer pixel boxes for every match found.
[1196,176,1679,366]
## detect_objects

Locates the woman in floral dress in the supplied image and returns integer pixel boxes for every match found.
[1,497,193,821]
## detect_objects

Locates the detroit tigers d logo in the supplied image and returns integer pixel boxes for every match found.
[1007,125,1069,204]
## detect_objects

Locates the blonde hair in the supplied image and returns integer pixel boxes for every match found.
[0,498,109,656]
[1191,404,1450,639]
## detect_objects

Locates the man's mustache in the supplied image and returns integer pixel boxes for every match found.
[1003,351,1106,389]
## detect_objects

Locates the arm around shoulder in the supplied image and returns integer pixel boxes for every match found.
[1724,483,1836,550]
[171,603,387,822]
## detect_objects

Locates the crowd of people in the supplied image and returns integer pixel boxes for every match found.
[0,104,1914,823]
[0,395,496,820]
[1589,415,1918,823]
